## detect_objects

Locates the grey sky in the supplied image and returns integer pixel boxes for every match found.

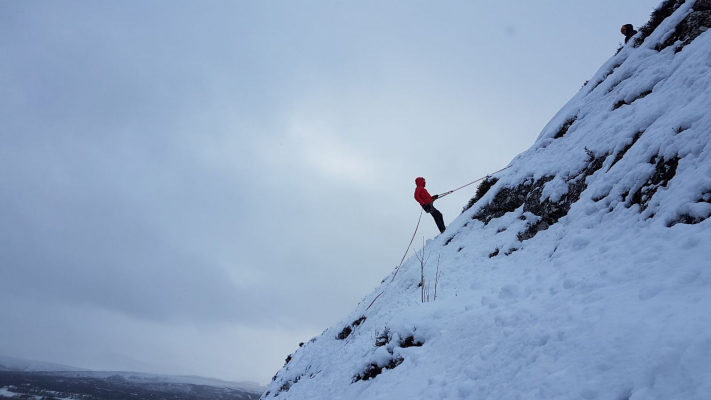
[1,0,660,383]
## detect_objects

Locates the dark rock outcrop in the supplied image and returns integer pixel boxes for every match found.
[659,0,711,51]
[609,131,644,170]
[628,155,680,211]
[472,152,607,242]
[463,176,499,213]
[554,116,578,139]
[337,316,367,340]
[634,0,688,47]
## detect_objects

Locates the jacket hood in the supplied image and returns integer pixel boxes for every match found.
[623,24,636,37]
[415,177,425,187]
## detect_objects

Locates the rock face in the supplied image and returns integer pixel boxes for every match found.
[466,0,711,246]
[262,1,711,399]
[634,0,688,47]
[471,151,608,243]
[660,0,711,51]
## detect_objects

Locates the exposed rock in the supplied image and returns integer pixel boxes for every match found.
[504,248,519,256]
[352,358,403,382]
[659,1,711,52]
[463,176,499,213]
[609,131,644,170]
[554,116,578,139]
[336,316,367,340]
[613,89,653,110]
[375,329,423,349]
[628,155,680,211]
[399,336,424,348]
[669,191,711,226]
[472,151,607,242]
[336,326,352,340]
[276,375,301,396]
[589,64,621,92]
[634,0,688,47]
[353,329,423,383]
[669,213,709,226]
[472,176,554,225]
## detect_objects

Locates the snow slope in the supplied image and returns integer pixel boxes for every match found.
[263,1,711,399]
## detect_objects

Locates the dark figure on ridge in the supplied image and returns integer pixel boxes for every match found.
[621,24,638,44]
[414,177,446,234]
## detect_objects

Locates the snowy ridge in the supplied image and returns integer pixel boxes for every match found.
[0,355,264,393]
[49,371,265,393]
[0,355,85,372]
[263,1,711,399]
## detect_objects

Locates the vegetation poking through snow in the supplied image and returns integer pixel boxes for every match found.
[588,63,621,91]
[553,116,578,139]
[613,89,653,109]
[472,148,608,243]
[352,329,423,383]
[609,131,644,170]
[336,316,367,340]
[634,0,688,47]
[668,191,711,226]
[471,176,554,225]
[628,155,680,211]
[463,176,500,212]
[414,241,441,302]
[352,357,404,383]
[659,0,711,52]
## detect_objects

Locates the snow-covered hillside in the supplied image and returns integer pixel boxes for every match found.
[263,1,711,399]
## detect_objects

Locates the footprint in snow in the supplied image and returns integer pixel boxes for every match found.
[638,284,663,300]
[498,285,520,300]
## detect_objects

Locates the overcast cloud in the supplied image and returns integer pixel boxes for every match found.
[1,0,661,383]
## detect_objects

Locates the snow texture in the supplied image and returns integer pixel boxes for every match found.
[263,1,711,399]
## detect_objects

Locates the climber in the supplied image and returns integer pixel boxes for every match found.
[414,177,446,233]
[621,24,638,44]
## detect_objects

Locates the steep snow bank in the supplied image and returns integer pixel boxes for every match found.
[263,1,711,399]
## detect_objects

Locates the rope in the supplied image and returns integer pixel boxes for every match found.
[365,291,384,312]
[390,208,423,283]
[363,165,512,312]
[436,165,512,198]
[365,209,422,313]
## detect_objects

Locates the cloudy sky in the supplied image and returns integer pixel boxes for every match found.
[1,0,661,384]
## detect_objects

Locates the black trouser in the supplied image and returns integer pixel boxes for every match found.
[423,203,446,233]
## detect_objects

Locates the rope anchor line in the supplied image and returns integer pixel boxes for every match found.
[436,165,512,198]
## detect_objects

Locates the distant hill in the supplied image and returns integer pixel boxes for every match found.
[0,370,263,400]
[0,355,84,372]
[0,355,265,398]
[44,370,265,393]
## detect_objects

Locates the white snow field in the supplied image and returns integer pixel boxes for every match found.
[263,1,711,399]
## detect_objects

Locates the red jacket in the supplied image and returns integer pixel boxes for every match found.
[414,177,434,206]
